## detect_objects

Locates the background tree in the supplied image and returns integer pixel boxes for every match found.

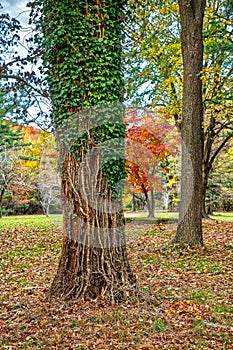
[38,136,61,217]
[125,107,179,217]
[30,0,136,301]
[125,0,233,218]
[171,0,206,245]
[0,124,57,216]
[201,1,233,215]
[206,139,233,213]
[0,149,18,217]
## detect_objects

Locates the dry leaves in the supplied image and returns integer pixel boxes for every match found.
[0,217,233,349]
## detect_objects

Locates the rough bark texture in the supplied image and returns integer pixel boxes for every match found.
[172,0,206,245]
[50,146,136,300]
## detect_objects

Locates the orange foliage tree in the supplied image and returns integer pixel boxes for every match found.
[125,108,180,217]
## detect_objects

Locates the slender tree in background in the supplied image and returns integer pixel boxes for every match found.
[171,0,206,245]
[30,0,136,300]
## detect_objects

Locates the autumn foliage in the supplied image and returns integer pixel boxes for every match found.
[125,108,180,197]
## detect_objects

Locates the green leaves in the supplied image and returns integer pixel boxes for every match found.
[30,0,127,194]
[31,0,125,115]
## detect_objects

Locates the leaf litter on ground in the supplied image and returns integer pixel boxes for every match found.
[0,216,233,349]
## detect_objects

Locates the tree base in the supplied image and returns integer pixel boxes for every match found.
[170,219,203,246]
[50,237,137,301]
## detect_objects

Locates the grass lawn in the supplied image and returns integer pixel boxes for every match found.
[0,210,231,229]
[124,211,178,219]
[210,212,233,222]
[0,215,233,349]
[125,210,233,222]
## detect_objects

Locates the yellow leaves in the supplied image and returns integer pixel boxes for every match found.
[21,128,56,176]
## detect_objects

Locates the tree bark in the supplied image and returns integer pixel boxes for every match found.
[171,0,206,245]
[50,138,136,300]
[147,189,155,218]
[132,193,136,212]
[35,0,137,301]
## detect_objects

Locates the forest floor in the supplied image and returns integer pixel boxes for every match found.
[0,215,233,349]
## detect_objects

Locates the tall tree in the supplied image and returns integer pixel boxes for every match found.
[30,0,136,300]
[125,0,233,218]
[171,0,206,245]
[201,1,233,216]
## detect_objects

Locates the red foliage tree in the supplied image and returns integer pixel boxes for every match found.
[125,108,179,217]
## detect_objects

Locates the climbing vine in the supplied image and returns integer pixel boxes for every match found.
[29,0,127,195]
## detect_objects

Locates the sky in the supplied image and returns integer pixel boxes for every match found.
[1,0,32,62]
[1,0,29,25]
[0,1,50,127]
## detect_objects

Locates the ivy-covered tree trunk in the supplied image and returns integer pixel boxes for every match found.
[31,0,136,300]
[171,0,206,245]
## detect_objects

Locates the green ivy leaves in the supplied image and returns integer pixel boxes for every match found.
[30,0,127,195]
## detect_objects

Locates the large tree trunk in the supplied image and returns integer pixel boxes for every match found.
[171,0,206,245]
[50,131,136,300]
[33,0,136,300]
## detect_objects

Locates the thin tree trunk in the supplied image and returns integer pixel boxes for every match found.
[202,116,215,217]
[132,193,136,212]
[0,189,5,218]
[202,164,211,217]
[147,189,155,218]
[202,128,232,217]
[171,0,206,245]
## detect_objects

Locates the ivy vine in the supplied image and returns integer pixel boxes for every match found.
[29,0,127,196]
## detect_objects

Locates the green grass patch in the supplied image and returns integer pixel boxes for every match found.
[210,212,233,222]
[124,210,178,220]
[188,290,211,303]
[124,210,233,222]
[0,214,57,229]
[151,318,166,332]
